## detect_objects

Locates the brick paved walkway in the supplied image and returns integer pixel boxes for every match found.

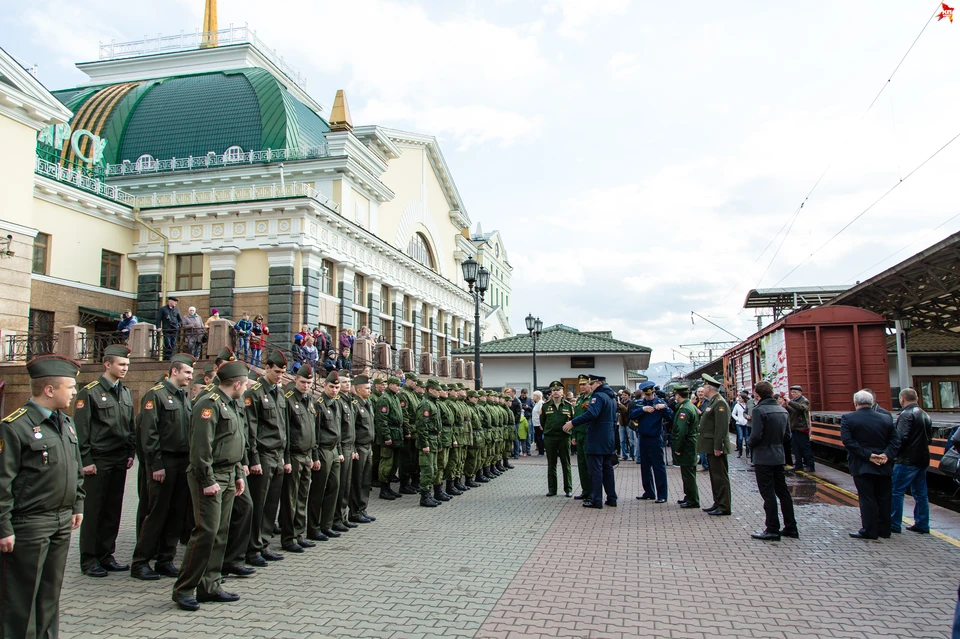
[57,451,958,638]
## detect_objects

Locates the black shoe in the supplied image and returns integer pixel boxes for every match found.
[175,596,200,611]
[341,520,359,529]
[582,502,602,509]
[154,561,179,578]
[261,549,284,561]
[906,525,930,534]
[677,499,687,504]
[420,492,439,507]
[475,472,489,484]
[849,532,877,539]
[388,488,403,498]
[779,529,800,539]
[222,564,256,577]
[504,461,515,469]
[565,491,573,498]
[455,479,469,492]
[790,466,802,472]
[197,589,240,603]
[605,500,617,507]
[707,509,731,516]
[379,487,396,500]
[434,489,451,502]
[546,492,557,496]
[298,539,317,548]
[245,555,268,567]
[399,483,418,495]
[466,478,480,488]
[446,481,463,496]
[131,564,161,581]
[574,494,585,500]
[272,524,281,536]
[655,499,667,504]
[737,452,742,458]
[361,511,376,521]
[281,543,304,553]
[701,505,717,512]
[332,523,350,533]
[636,495,655,500]
[321,529,341,538]
[101,559,129,572]
[348,514,372,524]
[680,502,700,509]
[83,565,108,578]
[751,532,781,541]
[307,532,329,542]
[804,466,816,472]
[371,479,381,488]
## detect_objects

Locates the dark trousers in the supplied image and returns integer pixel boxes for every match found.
[224,485,252,568]
[280,452,312,546]
[350,444,373,517]
[174,470,235,598]
[79,456,128,571]
[544,436,572,494]
[853,474,893,538]
[162,330,177,360]
[755,464,796,534]
[680,465,699,506]
[792,430,815,468]
[1,509,72,639]
[335,446,355,525]
[575,440,592,496]
[132,454,190,567]
[534,427,544,454]
[246,449,283,556]
[371,444,381,482]
[308,447,340,534]
[638,436,668,500]
[782,430,793,467]
[706,453,731,513]
[587,454,617,505]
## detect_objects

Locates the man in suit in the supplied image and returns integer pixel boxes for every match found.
[840,389,901,539]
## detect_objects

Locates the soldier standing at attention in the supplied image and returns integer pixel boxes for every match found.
[463,390,482,486]
[434,385,456,502]
[307,372,345,541]
[243,351,289,565]
[671,385,701,509]
[417,379,444,507]
[571,375,593,500]
[375,377,404,500]
[279,365,318,553]
[333,374,358,532]
[541,381,574,498]
[221,356,256,578]
[397,373,420,495]
[452,385,472,492]
[370,376,386,488]
[1,356,84,638]
[131,353,196,580]
[172,360,248,611]
[74,344,134,577]
[698,374,732,516]
[348,375,377,524]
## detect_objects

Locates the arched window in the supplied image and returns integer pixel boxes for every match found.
[135,154,155,171]
[224,145,244,162]
[407,233,435,270]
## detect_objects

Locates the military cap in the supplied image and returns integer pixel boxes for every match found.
[467,390,479,398]
[203,362,216,375]
[353,374,370,385]
[264,350,287,368]
[216,348,236,362]
[218,361,249,380]
[297,365,314,379]
[425,378,442,390]
[373,376,388,385]
[155,374,169,384]
[405,373,419,382]
[104,344,131,358]
[672,384,690,392]
[171,353,197,366]
[325,370,340,384]
[456,383,465,390]
[26,355,80,379]
[385,376,401,385]
[587,374,606,382]
[192,372,207,385]
[702,373,722,389]
[247,371,260,381]
[577,374,590,383]
[789,384,803,392]
[548,380,563,390]
[639,381,656,392]
[338,371,352,382]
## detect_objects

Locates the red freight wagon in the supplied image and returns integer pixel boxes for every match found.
[723,306,892,412]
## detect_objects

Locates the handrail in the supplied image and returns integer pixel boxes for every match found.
[106,145,330,177]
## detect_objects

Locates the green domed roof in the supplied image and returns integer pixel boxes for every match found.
[51,69,329,166]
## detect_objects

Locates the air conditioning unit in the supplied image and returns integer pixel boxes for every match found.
[452,358,464,379]
[419,352,433,376]
[374,343,392,369]
[398,348,413,372]
[438,356,450,377]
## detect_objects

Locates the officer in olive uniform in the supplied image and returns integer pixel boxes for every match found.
[307,371,344,540]
[541,381,574,497]
[416,379,444,507]
[173,360,248,610]
[333,374,358,532]
[370,376,387,488]
[397,374,420,494]
[1,356,84,638]
[571,375,592,500]
[280,365,319,553]
[131,353,196,580]
[697,374,732,516]
[671,385,701,509]
[348,375,376,523]
[243,350,289,564]
[220,354,256,577]
[73,344,134,577]
[375,377,404,500]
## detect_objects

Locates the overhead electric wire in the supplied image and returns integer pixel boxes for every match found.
[847,209,960,283]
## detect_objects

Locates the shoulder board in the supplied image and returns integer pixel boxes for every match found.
[210,393,221,401]
[151,384,164,391]
[204,383,215,391]
[251,382,262,390]
[84,380,100,390]
[2,407,27,423]
[284,390,294,398]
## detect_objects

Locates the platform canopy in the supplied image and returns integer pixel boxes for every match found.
[743,286,850,313]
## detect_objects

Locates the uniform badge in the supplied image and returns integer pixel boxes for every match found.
[400,401,406,408]
[144,401,154,410]
[590,398,596,404]
[263,397,269,404]
[75,400,85,409]
[705,408,712,413]
[101,396,107,402]
[679,414,686,420]
[35,431,43,440]
[69,425,76,436]
[201,408,213,419]
[295,404,299,410]
[424,410,430,417]
[168,398,173,404]
[381,406,388,413]
[244,397,252,407]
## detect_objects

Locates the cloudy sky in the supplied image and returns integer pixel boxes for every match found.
[4,0,959,369]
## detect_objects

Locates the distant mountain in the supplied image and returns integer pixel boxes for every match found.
[638,362,690,387]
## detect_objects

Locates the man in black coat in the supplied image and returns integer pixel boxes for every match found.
[157,298,182,361]
[747,381,797,541]
[840,390,901,539]
[890,387,932,534]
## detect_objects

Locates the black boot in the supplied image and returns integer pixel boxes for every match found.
[371,479,381,488]
[504,459,515,469]
[446,479,463,496]
[399,476,417,495]
[455,477,470,491]
[420,491,439,507]
[379,487,396,500]
[490,464,501,476]
[465,475,480,488]
[434,485,451,502]
[475,471,489,484]
[388,485,403,498]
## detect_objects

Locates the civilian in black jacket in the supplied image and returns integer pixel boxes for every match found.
[157,297,182,360]
[890,388,932,534]
[840,390,902,539]
[747,381,797,541]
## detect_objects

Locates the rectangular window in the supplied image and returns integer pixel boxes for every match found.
[381,319,392,342]
[403,325,413,349]
[354,310,367,333]
[940,381,960,409]
[354,274,365,306]
[32,233,49,275]
[380,285,389,314]
[914,376,960,411]
[321,260,334,295]
[100,250,122,290]
[403,295,412,321]
[175,254,203,291]
[919,381,935,410]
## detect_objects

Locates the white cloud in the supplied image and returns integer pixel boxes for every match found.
[544,0,630,39]
[607,52,641,78]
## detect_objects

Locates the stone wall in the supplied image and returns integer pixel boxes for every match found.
[0,228,35,333]
[32,279,134,331]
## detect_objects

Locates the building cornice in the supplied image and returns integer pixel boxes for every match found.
[0,48,73,130]
[31,273,137,299]
[33,176,136,229]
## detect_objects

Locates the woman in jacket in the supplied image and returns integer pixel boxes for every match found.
[250,314,268,367]
[732,393,750,459]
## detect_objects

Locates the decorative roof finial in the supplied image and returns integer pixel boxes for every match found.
[329,89,353,132]
[201,0,218,48]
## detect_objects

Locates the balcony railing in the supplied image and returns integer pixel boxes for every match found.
[35,157,135,206]
[135,181,340,212]
[76,331,128,362]
[98,24,307,89]
[4,333,58,362]
[105,145,330,177]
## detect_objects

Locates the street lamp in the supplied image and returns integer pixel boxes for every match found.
[525,313,543,393]
[461,257,489,390]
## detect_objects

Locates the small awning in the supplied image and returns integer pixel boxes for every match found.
[78,306,122,325]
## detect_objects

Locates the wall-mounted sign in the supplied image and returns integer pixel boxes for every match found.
[37,123,108,165]
[571,356,595,369]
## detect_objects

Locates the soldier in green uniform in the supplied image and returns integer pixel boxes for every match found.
[452,385,471,492]
[484,393,500,477]
[243,350,289,564]
[697,374,731,516]
[191,372,207,400]
[73,344,134,577]
[416,379,444,507]
[333,374,358,532]
[348,375,377,523]
[221,353,257,578]
[671,385,701,509]
[279,365,318,553]
[463,390,482,486]
[541,381,575,497]
[375,377,404,500]
[370,376,386,488]
[131,353,196,580]
[434,385,456,502]
[477,392,494,480]
[571,375,593,500]
[172,360,249,611]
[307,371,345,540]
[1,356,84,638]
[397,373,420,494]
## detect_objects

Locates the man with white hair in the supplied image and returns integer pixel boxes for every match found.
[840,389,901,539]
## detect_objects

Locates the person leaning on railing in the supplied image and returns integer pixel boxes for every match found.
[182,307,204,360]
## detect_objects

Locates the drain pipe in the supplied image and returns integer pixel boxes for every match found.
[133,206,169,361]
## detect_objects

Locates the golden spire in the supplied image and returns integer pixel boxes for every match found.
[329,90,353,132]
[201,0,218,48]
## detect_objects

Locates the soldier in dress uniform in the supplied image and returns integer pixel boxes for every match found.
[279,365,318,553]
[220,353,256,578]
[697,374,732,516]
[172,360,249,611]
[333,374,358,532]
[416,379,444,507]
[397,373,420,495]
[370,375,387,488]
[348,375,377,524]
[1,355,84,638]
[307,371,345,541]
[541,381,574,497]
[375,377,404,500]
[131,353,196,580]
[671,385,701,509]
[73,344,134,577]
[571,375,593,500]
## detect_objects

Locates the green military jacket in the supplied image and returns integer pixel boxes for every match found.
[478,403,492,445]
[697,393,731,455]
[455,399,472,447]
[414,396,441,450]
[671,399,700,466]
[140,380,192,472]
[195,381,217,403]
[284,388,318,462]
[243,379,287,466]
[73,375,135,464]
[374,389,403,447]
[398,386,419,437]
[572,392,592,444]
[438,398,455,448]
[316,394,342,456]
[353,394,375,447]
[339,394,357,452]
[0,401,84,538]
[541,399,574,439]
[190,391,246,487]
